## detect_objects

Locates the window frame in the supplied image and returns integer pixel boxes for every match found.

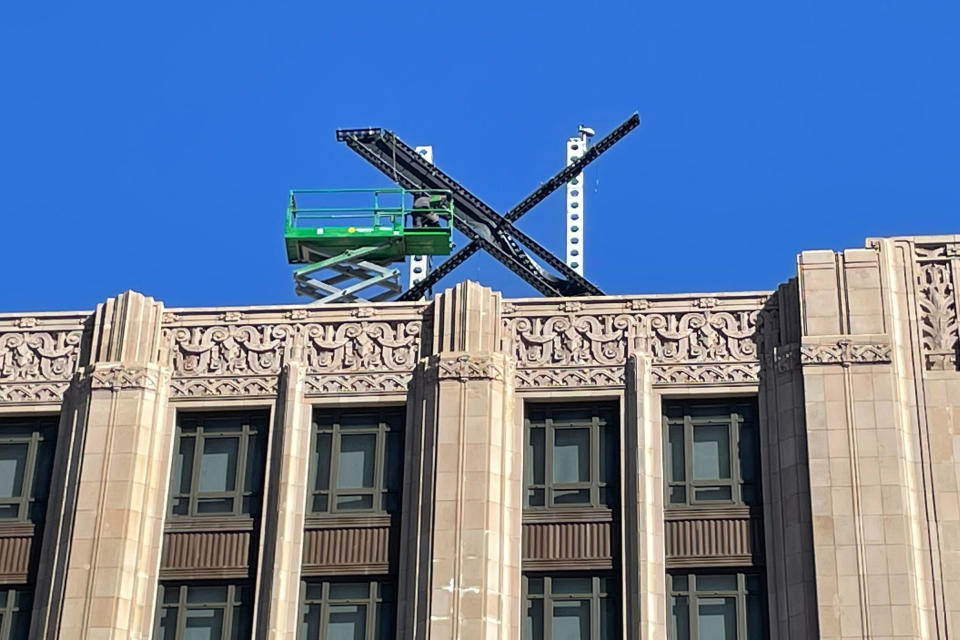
[663,399,759,508]
[169,411,267,520]
[307,407,404,516]
[298,579,394,640]
[667,571,766,640]
[0,587,31,639]
[523,403,618,510]
[523,573,618,640]
[155,582,252,640]
[0,417,56,524]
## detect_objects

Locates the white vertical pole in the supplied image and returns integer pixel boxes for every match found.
[565,129,589,275]
[408,145,434,294]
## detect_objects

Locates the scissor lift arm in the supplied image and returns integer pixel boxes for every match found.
[335,112,640,300]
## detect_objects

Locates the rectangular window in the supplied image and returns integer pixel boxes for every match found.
[523,574,618,640]
[668,572,766,640]
[0,417,56,523]
[299,580,394,640]
[524,404,618,509]
[663,399,759,507]
[155,583,252,640]
[308,408,403,515]
[170,412,267,519]
[0,588,30,639]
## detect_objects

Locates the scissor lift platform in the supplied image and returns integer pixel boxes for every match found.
[285,188,453,303]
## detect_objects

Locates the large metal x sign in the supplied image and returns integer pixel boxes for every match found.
[336,112,640,300]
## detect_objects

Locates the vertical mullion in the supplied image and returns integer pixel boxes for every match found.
[591,414,600,506]
[21,432,39,521]
[736,572,747,640]
[545,419,554,507]
[366,581,377,640]
[731,410,741,505]
[320,581,331,640]
[544,577,552,640]
[236,425,249,517]
[177,585,188,639]
[523,418,531,507]
[689,574,698,640]
[190,429,204,517]
[330,424,341,512]
[591,575,600,640]
[375,420,386,508]
[684,415,693,506]
[223,584,234,639]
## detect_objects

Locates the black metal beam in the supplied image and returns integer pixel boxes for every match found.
[335,112,640,300]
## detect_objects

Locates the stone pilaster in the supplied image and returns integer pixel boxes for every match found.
[32,291,173,639]
[397,281,521,640]
[623,352,665,640]
[797,247,940,638]
[256,362,311,640]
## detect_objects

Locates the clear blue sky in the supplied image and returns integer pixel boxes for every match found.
[2,2,958,312]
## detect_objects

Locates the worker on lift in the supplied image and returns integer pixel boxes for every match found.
[411,191,449,228]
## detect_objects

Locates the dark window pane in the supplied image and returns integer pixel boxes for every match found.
[693,486,732,502]
[553,429,589,483]
[32,438,55,501]
[157,608,178,640]
[10,608,30,640]
[693,425,730,480]
[552,489,590,505]
[696,575,737,592]
[527,489,545,507]
[337,435,376,489]
[329,583,370,600]
[551,600,589,640]
[313,494,330,513]
[301,603,321,639]
[339,414,377,429]
[525,599,543,640]
[742,484,759,505]
[328,604,366,640]
[196,497,234,514]
[739,422,758,484]
[669,486,687,504]
[552,577,591,594]
[184,607,224,640]
[163,587,180,604]
[747,594,765,638]
[336,494,374,510]
[551,409,593,424]
[384,431,403,493]
[176,437,195,494]
[232,604,252,639]
[187,585,228,603]
[600,597,617,639]
[697,596,736,639]
[668,425,685,482]
[198,438,238,493]
[600,425,616,488]
[0,444,28,498]
[376,600,396,640]
[528,428,545,485]
[746,575,762,592]
[526,578,544,595]
[670,595,689,640]
[0,504,20,519]
[313,434,332,492]
[244,435,262,498]
[671,575,688,592]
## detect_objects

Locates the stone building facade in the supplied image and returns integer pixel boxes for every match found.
[0,233,957,639]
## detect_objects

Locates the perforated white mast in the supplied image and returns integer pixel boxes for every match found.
[407,145,434,296]
[565,126,594,275]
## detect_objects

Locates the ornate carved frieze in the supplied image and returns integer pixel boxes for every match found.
[915,243,959,371]
[503,295,769,389]
[161,307,426,399]
[0,318,87,404]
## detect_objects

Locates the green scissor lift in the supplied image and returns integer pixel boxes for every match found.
[285,188,454,303]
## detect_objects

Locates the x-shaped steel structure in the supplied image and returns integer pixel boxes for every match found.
[336,112,640,301]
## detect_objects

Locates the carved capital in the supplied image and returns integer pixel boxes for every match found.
[430,354,509,382]
[914,250,959,371]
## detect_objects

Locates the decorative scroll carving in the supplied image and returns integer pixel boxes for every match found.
[165,325,289,376]
[799,340,892,366]
[0,329,84,403]
[505,301,765,388]
[303,321,421,372]
[433,354,507,382]
[170,376,279,399]
[915,248,959,370]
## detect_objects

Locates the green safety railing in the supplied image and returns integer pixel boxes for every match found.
[286,187,454,232]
